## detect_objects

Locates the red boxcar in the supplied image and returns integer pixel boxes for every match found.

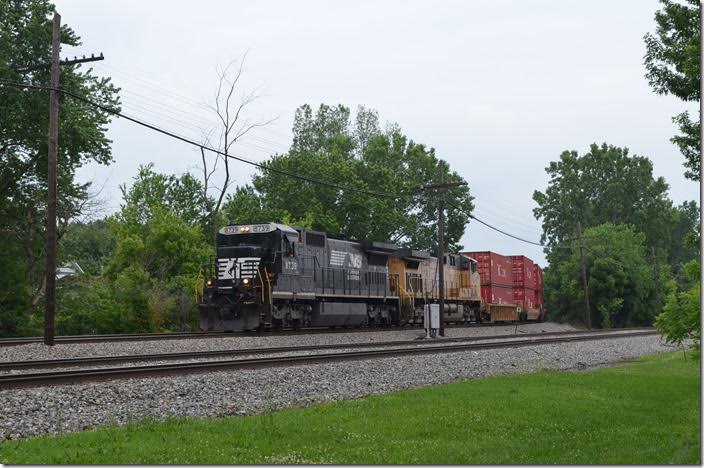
[480,284,515,305]
[510,255,536,289]
[463,251,513,287]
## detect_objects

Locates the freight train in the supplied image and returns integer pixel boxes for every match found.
[199,222,544,332]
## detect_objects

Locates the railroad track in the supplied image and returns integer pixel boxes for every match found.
[0,328,658,389]
[0,321,522,347]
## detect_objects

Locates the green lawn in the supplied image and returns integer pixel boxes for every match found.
[0,351,700,464]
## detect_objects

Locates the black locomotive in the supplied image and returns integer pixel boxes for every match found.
[199,222,484,332]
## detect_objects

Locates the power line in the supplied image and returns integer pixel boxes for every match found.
[0,79,417,202]
[2,78,575,251]
[468,213,545,246]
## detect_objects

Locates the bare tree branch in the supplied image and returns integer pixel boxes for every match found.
[197,51,273,243]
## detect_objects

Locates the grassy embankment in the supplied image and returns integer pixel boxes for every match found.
[0,351,699,464]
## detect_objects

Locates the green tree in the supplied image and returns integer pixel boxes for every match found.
[667,200,700,282]
[116,163,210,231]
[644,0,701,180]
[656,259,701,356]
[106,168,212,332]
[60,218,116,276]
[0,0,120,336]
[544,223,655,327]
[533,143,675,262]
[223,104,473,252]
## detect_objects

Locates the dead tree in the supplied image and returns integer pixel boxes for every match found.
[201,54,275,243]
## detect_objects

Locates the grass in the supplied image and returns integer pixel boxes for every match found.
[0,352,700,464]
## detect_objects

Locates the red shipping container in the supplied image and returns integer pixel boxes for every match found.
[534,289,545,306]
[533,264,544,289]
[513,287,535,309]
[510,255,536,289]
[535,289,545,308]
[480,284,515,305]
[462,251,513,287]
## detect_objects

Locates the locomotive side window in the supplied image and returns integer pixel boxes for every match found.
[368,253,387,266]
[450,256,456,266]
[305,232,326,247]
[283,236,295,256]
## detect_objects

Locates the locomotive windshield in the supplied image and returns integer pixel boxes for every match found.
[214,223,298,287]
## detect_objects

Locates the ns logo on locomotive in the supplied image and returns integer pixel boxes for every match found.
[200,222,543,332]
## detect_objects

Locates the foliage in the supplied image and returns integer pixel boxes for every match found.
[54,276,124,335]
[667,200,700,283]
[223,104,473,252]
[105,169,212,332]
[0,352,699,464]
[60,219,116,275]
[544,223,655,327]
[115,163,210,233]
[644,0,701,180]
[0,0,120,336]
[656,260,701,356]
[532,142,685,315]
[533,143,674,255]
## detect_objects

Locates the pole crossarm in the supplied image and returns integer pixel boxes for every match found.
[418,181,467,192]
[14,53,104,73]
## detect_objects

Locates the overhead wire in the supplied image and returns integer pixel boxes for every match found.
[86,61,294,151]
[0,79,420,201]
[2,78,567,250]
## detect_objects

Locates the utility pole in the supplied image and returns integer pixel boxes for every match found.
[44,12,61,346]
[421,160,467,337]
[652,246,661,314]
[576,221,592,329]
[17,11,105,346]
[437,163,446,337]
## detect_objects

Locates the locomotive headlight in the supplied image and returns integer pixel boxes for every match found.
[206,279,213,287]
[242,278,250,285]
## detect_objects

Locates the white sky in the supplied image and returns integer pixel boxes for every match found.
[55,0,699,267]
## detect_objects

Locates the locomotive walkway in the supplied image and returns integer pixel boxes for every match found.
[0,328,658,389]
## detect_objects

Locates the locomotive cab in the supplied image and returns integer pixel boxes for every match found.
[200,223,299,331]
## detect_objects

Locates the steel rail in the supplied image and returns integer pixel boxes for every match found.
[0,328,656,370]
[0,321,523,347]
[0,330,659,389]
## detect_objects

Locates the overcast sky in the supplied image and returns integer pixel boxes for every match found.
[54,0,699,266]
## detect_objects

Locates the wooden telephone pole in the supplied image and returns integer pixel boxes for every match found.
[17,12,105,346]
[422,160,467,337]
[44,12,61,346]
[576,221,592,329]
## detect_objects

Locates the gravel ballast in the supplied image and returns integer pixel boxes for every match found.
[0,322,579,363]
[0,325,678,440]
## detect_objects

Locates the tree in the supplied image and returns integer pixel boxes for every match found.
[533,143,675,262]
[106,167,212,332]
[0,0,120,335]
[223,104,474,252]
[115,163,209,231]
[60,218,116,276]
[544,223,655,327]
[199,55,275,244]
[656,259,700,356]
[667,200,700,282]
[644,0,701,180]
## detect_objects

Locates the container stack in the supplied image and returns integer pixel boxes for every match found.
[510,255,536,310]
[462,251,514,305]
[533,264,544,309]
